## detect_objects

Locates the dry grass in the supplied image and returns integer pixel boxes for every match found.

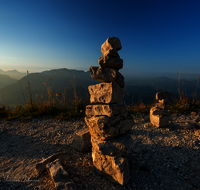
[0,72,88,121]
[0,70,200,121]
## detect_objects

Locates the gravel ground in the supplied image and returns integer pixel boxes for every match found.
[0,112,200,190]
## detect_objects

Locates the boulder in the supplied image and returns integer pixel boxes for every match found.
[92,150,129,185]
[72,128,92,152]
[156,91,171,100]
[88,82,123,104]
[85,113,134,141]
[98,56,123,70]
[36,152,65,172]
[150,107,170,116]
[91,134,134,156]
[89,66,124,88]
[101,37,122,56]
[47,159,75,190]
[150,113,170,128]
[85,104,127,117]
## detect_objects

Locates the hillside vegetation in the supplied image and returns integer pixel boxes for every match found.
[0,69,200,121]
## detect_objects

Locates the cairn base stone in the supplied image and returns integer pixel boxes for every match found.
[89,66,124,88]
[85,113,134,141]
[92,150,129,185]
[85,104,127,117]
[150,112,170,127]
[88,82,123,104]
[91,134,134,156]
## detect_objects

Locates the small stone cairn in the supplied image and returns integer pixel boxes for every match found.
[85,37,134,185]
[150,91,171,127]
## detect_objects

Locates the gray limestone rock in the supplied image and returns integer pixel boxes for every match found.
[92,150,129,185]
[85,104,127,117]
[88,82,123,104]
[98,56,123,70]
[150,107,170,116]
[72,128,92,152]
[36,152,65,172]
[101,37,122,56]
[150,112,170,128]
[89,66,124,88]
[47,159,75,190]
[85,112,134,141]
[91,134,134,156]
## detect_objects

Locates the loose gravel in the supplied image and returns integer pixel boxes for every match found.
[0,113,200,190]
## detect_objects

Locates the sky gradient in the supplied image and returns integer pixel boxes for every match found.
[0,0,200,76]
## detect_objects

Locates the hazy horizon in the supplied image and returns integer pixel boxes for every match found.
[1,67,200,82]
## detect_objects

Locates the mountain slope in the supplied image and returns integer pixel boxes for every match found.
[0,68,98,106]
[0,69,26,80]
[0,74,18,89]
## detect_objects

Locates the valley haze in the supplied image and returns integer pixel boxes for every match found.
[0,68,199,107]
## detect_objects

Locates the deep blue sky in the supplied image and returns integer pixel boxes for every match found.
[0,0,200,76]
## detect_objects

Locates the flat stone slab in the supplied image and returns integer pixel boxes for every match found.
[36,152,65,172]
[92,150,129,185]
[150,107,170,116]
[89,66,124,88]
[85,104,127,117]
[156,91,171,100]
[72,128,92,152]
[91,134,134,156]
[85,113,134,141]
[47,159,75,190]
[98,56,123,70]
[101,37,122,56]
[88,82,123,104]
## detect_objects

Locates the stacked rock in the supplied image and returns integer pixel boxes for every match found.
[85,37,134,185]
[150,91,171,127]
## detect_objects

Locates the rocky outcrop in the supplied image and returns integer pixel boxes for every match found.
[85,37,134,185]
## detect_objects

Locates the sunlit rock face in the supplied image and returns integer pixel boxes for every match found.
[85,37,134,185]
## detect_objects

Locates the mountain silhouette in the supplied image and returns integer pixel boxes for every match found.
[0,69,26,80]
[0,68,199,107]
[0,73,18,89]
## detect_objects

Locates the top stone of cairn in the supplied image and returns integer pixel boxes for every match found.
[101,37,122,56]
[156,91,171,100]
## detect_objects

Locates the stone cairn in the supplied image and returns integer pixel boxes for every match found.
[150,91,171,127]
[85,37,134,185]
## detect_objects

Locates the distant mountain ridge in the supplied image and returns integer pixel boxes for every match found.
[0,68,199,107]
[0,68,98,106]
[0,73,18,89]
[0,69,26,80]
